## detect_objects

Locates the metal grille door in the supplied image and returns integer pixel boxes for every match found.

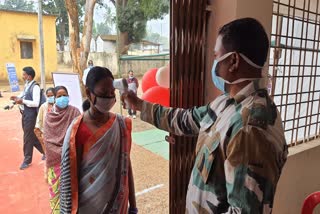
[170,0,208,213]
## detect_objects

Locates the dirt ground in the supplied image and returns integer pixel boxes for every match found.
[0,76,169,213]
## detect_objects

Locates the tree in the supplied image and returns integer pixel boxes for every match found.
[96,22,112,35]
[65,0,81,76]
[43,0,69,51]
[65,0,97,91]
[112,0,169,54]
[0,0,34,11]
[43,0,91,51]
[95,7,115,36]
[62,0,168,80]
[65,0,105,85]
[145,32,161,43]
[144,30,169,51]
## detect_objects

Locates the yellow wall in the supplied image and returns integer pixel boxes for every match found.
[0,10,57,83]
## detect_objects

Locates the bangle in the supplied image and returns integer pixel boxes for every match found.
[128,207,138,214]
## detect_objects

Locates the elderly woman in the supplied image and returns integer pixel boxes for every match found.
[43,86,81,214]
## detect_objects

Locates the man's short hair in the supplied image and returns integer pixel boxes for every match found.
[23,67,36,79]
[218,18,269,67]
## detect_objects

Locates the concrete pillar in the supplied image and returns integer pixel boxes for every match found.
[205,0,273,102]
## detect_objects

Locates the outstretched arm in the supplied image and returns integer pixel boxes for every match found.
[122,91,212,136]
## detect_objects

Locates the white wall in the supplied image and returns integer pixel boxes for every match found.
[96,37,104,52]
[103,41,116,53]
[273,140,320,213]
[61,38,96,52]
[90,38,96,52]
[96,37,116,53]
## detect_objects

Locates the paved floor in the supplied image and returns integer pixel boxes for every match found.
[0,108,170,214]
[0,110,50,214]
[0,76,170,213]
[132,129,169,160]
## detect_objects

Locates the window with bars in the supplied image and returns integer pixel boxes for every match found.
[270,0,320,146]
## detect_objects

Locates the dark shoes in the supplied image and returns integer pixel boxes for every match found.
[20,154,45,170]
[20,162,30,170]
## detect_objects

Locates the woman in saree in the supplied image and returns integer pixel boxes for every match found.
[34,87,55,181]
[43,86,81,213]
[60,66,137,214]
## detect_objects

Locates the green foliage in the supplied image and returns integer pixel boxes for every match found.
[0,0,34,12]
[42,0,88,48]
[43,0,69,43]
[117,0,169,43]
[144,30,169,50]
[96,22,112,36]
[42,0,109,42]
[145,32,161,43]
[141,0,169,20]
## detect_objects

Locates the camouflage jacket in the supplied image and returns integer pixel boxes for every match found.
[140,78,288,214]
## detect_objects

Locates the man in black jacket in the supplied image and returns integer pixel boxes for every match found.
[10,67,44,170]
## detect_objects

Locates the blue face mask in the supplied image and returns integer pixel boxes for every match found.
[211,59,226,93]
[55,96,69,109]
[211,52,264,93]
[47,96,55,104]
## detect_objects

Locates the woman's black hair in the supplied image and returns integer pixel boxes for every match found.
[82,100,91,112]
[82,66,114,111]
[85,66,114,90]
[54,85,68,96]
[46,87,54,95]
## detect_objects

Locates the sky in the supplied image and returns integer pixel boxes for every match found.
[147,14,170,38]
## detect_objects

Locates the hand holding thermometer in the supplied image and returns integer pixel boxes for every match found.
[113,78,129,109]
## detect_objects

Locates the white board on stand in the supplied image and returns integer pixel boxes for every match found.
[52,72,83,112]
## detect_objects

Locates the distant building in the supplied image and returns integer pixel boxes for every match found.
[0,9,57,82]
[96,35,117,53]
[128,40,162,55]
[58,34,163,55]
[139,40,162,53]
[58,36,97,52]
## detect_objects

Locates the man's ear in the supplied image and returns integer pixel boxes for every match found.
[229,52,240,73]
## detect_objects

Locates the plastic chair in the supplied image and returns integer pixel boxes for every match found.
[301,191,320,214]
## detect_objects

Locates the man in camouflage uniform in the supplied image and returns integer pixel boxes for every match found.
[123,18,288,213]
